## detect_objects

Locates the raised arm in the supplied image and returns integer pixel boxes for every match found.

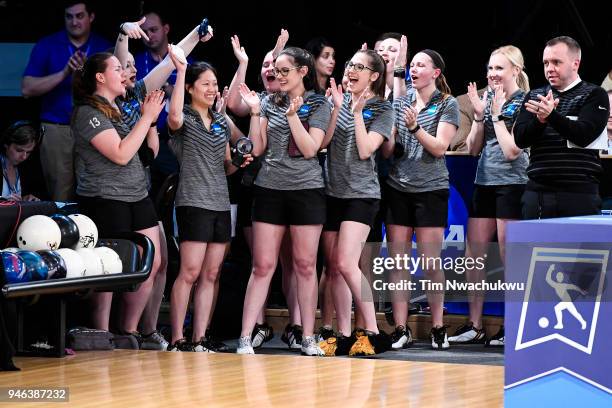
[143,21,213,92]
[226,35,251,117]
[239,83,266,156]
[393,35,408,100]
[321,78,343,149]
[114,18,149,68]
[166,46,187,131]
[465,83,487,156]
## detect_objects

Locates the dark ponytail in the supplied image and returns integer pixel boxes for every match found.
[72,52,121,121]
[272,47,319,105]
[355,49,386,99]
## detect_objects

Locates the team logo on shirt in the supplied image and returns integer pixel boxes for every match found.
[122,99,140,116]
[298,104,311,116]
[362,109,374,120]
[211,123,224,135]
[427,104,438,115]
[502,102,520,117]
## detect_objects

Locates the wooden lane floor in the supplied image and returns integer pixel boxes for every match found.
[2,351,503,407]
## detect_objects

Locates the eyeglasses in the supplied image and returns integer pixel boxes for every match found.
[273,66,302,77]
[344,61,375,73]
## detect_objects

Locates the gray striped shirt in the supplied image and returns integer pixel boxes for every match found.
[170,106,231,211]
[117,80,146,128]
[73,103,148,202]
[475,89,528,185]
[325,93,394,199]
[389,88,460,192]
[255,91,331,190]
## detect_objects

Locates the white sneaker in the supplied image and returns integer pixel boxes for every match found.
[237,336,254,354]
[390,326,413,350]
[301,336,324,356]
[448,322,486,344]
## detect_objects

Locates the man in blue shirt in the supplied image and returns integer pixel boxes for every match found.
[135,9,189,197]
[21,1,110,201]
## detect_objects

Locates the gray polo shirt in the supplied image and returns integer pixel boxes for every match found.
[255,91,331,190]
[325,93,394,199]
[388,88,460,193]
[170,105,231,212]
[72,102,148,202]
[475,89,528,185]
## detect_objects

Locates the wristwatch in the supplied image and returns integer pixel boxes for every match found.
[491,115,503,122]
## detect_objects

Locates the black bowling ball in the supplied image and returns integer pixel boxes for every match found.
[51,214,80,249]
[37,250,67,279]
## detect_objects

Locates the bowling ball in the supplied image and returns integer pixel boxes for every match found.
[68,214,98,249]
[1,251,29,283]
[51,214,80,248]
[56,248,86,279]
[17,250,49,281]
[17,215,61,251]
[37,250,67,279]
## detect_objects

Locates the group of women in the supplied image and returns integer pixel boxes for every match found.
[2,19,531,356]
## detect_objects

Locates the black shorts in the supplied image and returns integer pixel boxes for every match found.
[385,186,449,228]
[77,196,158,237]
[176,206,231,243]
[521,190,602,220]
[237,185,254,228]
[323,196,380,231]
[252,186,326,226]
[470,184,525,219]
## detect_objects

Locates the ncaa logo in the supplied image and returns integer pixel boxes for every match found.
[515,247,608,354]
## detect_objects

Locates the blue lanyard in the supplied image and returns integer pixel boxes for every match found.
[1,155,20,196]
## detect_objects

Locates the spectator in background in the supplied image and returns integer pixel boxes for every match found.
[21,1,111,201]
[305,37,336,92]
[1,121,40,201]
[135,8,188,200]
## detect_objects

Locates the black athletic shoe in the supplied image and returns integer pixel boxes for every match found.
[448,322,486,344]
[430,326,450,350]
[390,325,413,349]
[204,331,230,352]
[168,338,195,352]
[281,324,302,350]
[317,326,335,342]
[485,326,505,347]
[251,323,274,349]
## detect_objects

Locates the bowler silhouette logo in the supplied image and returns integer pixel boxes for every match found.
[515,247,608,354]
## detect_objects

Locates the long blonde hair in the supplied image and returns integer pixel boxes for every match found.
[491,45,530,91]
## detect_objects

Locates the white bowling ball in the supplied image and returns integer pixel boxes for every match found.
[17,215,61,251]
[56,248,86,279]
[76,248,104,276]
[68,214,98,249]
[94,247,123,274]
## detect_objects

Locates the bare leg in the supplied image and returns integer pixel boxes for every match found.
[170,241,206,343]
[465,218,497,328]
[192,243,229,341]
[386,224,414,328]
[289,224,323,337]
[121,225,162,332]
[240,222,285,337]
